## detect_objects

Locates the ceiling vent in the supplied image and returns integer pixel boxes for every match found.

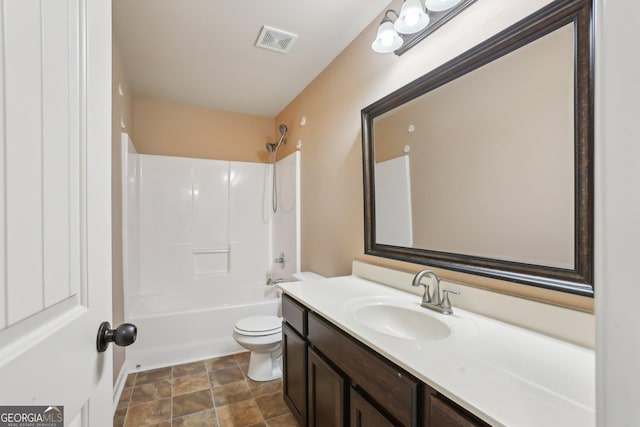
[256,26,298,53]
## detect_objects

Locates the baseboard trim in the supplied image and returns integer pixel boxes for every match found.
[113,363,128,415]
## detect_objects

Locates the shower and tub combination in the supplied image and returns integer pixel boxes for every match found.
[120,128,302,374]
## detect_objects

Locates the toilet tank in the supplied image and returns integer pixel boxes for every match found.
[292,271,325,281]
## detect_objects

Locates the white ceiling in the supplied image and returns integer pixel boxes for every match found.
[113,0,392,117]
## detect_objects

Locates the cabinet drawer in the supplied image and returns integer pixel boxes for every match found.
[282,294,306,335]
[308,312,417,426]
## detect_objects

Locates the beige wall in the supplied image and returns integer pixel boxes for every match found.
[133,97,275,162]
[276,0,593,311]
[112,38,134,384]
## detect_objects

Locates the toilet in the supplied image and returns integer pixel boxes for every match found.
[292,271,325,281]
[232,271,325,381]
[233,315,283,381]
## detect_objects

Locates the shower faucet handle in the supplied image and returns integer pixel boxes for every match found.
[267,278,284,286]
[274,252,286,268]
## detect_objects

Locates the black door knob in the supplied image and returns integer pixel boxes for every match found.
[97,321,137,353]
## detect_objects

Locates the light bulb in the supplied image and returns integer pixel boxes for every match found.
[405,11,420,27]
[424,0,462,12]
[381,32,394,47]
[372,17,404,53]
[395,0,429,35]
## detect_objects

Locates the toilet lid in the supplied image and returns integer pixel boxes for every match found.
[234,315,282,336]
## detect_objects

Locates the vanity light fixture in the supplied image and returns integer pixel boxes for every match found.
[372,0,474,55]
[395,0,430,34]
[425,0,463,12]
[372,1,430,53]
[371,11,405,53]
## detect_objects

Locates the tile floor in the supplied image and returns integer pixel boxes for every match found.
[114,352,298,427]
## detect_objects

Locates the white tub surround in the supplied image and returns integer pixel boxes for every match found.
[271,151,301,279]
[122,135,140,317]
[278,276,594,427]
[136,156,273,294]
[122,149,300,370]
[124,151,300,300]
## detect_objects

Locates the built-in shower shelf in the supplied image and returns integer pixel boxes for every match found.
[192,248,230,254]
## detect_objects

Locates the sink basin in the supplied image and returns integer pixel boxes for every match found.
[352,303,451,341]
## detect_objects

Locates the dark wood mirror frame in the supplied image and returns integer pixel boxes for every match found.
[361,0,594,297]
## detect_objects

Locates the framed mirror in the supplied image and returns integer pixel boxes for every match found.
[361,0,593,296]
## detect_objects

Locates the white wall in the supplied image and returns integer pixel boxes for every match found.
[595,0,640,425]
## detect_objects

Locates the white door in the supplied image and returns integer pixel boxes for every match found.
[0,0,113,425]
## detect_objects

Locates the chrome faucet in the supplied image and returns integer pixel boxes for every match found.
[411,270,460,315]
[266,277,284,286]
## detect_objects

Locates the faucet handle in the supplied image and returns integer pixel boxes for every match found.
[412,270,436,304]
[274,252,286,268]
[441,289,460,312]
[412,281,431,304]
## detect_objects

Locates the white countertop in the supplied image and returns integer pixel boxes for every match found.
[279,276,595,427]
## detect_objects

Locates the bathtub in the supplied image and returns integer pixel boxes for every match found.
[125,286,280,371]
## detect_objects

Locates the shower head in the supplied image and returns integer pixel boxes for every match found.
[275,124,288,150]
[268,125,289,213]
[266,124,288,153]
[275,136,287,150]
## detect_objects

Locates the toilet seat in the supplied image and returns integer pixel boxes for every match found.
[234,315,282,337]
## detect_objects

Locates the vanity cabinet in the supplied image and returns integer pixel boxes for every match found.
[281,294,489,427]
[308,347,346,426]
[282,296,308,425]
[282,322,307,424]
[307,311,416,426]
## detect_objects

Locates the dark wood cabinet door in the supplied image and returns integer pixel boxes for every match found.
[308,347,345,427]
[350,388,395,427]
[307,312,418,426]
[426,393,490,427]
[283,322,307,426]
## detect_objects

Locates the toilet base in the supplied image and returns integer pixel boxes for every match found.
[248,351,282,382]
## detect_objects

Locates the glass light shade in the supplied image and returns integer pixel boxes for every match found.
[372,20,404,53]
[395,0,430,34]
[425,0,462,12]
